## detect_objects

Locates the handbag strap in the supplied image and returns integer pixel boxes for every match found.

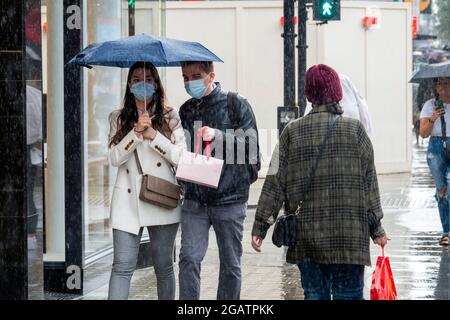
[134,149,144,175]
[134,147,178,177]
[294,115,339,214]
[227,91,240,130]
[304,115,339,195]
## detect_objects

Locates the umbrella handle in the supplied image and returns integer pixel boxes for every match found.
[144,62,146,109]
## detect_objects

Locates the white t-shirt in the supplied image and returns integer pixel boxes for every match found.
[420,98,450,137]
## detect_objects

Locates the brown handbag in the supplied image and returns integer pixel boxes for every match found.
[134,150,181,209]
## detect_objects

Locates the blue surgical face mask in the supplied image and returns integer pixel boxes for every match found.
[184,78,209,99]
[130,81,155,101]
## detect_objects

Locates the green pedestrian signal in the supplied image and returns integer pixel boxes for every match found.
[128,0,135,9]
[322,2,332,16]
[313,0,341,22]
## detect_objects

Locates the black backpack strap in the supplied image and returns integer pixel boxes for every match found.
[227,91,239,130]
[227,91,261,177]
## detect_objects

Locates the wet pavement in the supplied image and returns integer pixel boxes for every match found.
[74,137,450,300]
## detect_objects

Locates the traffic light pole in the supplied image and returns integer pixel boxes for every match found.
[298,0,308,117]
[283,0,296,108]
[128,0,135,36]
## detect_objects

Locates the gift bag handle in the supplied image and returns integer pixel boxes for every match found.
[195,129,211,160]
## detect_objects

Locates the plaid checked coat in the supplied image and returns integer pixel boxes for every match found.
[252,105,385,266]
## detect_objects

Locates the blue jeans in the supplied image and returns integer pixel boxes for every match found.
[178,200,247,300]
[298,262,365,300]
[108,223,179,300]
[427,136,450,235]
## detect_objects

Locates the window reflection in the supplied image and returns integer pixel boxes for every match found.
[84,0,165,257]
[25,0,43,300]
[85,0,123,257]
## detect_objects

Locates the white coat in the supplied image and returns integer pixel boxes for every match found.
[108,107,187,235]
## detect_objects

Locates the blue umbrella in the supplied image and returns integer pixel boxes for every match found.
[67,34,223,68]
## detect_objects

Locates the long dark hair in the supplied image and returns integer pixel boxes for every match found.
[109,62,172,147]
[433,77,450,100]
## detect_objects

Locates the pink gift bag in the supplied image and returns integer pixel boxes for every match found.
[176,130,224,189]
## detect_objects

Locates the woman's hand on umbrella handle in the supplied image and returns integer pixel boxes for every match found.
[142,126,157,140]
[135,113,152,132]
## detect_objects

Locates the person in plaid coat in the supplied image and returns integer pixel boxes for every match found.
[251,64,389,300]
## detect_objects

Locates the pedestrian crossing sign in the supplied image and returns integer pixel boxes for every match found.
[313,0,341,22]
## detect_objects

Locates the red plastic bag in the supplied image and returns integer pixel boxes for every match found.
[370,247,397,300]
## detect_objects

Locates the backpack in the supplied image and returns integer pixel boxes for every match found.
[227,92,261,184]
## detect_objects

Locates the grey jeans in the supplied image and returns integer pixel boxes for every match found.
[108,223,179,300]
[179,200,247,300]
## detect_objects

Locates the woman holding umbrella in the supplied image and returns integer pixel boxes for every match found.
[107,62,186,299]
[419,76,450,246]
[67,34,223,299]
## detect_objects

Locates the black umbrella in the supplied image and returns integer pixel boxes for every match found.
[410,61,450,83]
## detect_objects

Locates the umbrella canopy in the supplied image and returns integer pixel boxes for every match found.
[67,34,223,68]
[410,61,450,83]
